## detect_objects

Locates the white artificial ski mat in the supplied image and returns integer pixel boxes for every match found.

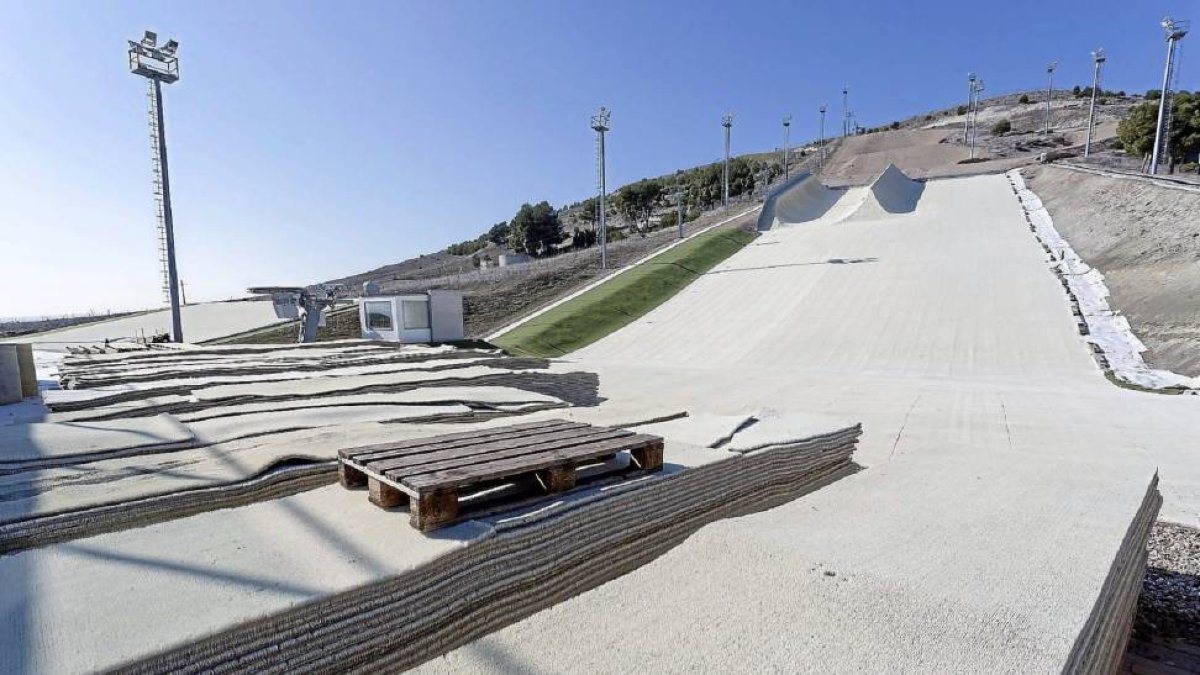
[1009,169,1199,391]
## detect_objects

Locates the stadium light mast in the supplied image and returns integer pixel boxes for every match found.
[128,30,184,343]
[782,116,792,180]
[722,113,734,207]
[819,105,827,170]
[1043,60,1058,134]
[1151,17,1190,174]
[591,106,611,269]
[969,77,985,159]
[842,86,850,137]
[964,73,976,144]
[1084,49,1106,158]
[676,185,686,239]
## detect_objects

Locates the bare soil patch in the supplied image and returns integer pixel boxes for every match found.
[1024,165,1200,377]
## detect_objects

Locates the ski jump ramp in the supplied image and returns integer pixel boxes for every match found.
[757,163,924,230]
[424,171,1200,673]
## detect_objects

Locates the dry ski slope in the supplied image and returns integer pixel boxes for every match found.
[425,168,1200,673]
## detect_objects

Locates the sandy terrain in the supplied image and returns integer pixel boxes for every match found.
[822,95,1130,186]
[1025,165,1200,377]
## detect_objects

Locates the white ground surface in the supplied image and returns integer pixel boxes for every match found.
[0,413,821,674]
[418,172,1200,673]
[1,301,281,352]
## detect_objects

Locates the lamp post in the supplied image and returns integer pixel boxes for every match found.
[782,115,792,180]
[128,31,184,343]
[1151,17,1190,174]
[722,113,733,207]
[1044,61,1058,134]
[1084,49,1106,158]
[964,72,976,144]
[819,105,827,170]
[590,107,610,268]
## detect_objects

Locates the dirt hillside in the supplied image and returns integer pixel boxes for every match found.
[1024,164,1200,377]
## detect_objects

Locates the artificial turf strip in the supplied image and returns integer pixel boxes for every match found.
[494,227,757,358]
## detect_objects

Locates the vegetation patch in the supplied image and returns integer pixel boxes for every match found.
[493,227,756,357]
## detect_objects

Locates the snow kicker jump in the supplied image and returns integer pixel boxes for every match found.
[757,164,925,231]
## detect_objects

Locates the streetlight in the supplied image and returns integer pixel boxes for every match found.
[128,30,184,343]
[1084,49,1106,158]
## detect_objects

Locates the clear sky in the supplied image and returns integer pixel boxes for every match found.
[0,0,1193,317]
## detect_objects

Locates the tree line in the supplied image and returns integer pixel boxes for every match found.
[442,155,782,261]
[1117,91,1200,167]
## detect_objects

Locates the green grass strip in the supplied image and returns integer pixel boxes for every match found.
[494,227,756,357]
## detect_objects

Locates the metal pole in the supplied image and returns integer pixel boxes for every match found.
[819,106,826,170]
[964,73,975,144]
[1044,62,1056,134]
[722,114,732,207]
[782,116,791,180]
[598,128,607,268]
[842,87,849,137]
[677,188,685,239]
[1085,50,1105,158]
[152,78,184,343]
[1151,37,1178,174]
[591,107,610,268]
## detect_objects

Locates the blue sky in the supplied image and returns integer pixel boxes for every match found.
[0,0,1193,317]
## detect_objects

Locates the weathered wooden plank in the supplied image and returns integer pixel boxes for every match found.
[339,419,578,461]
[410,489,459,531]
[631,442,665,471]
[536,463,577,492]
[403,434,662,493]
[368,477,407,508]
[338,462,367,488]
[373,427,632,476]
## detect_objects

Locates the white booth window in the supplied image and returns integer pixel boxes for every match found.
[364,301,394,330]
[402,300,430,329]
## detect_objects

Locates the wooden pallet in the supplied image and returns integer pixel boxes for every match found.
[338,419,664,531]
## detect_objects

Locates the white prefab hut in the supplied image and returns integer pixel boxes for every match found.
[358,290,464,343]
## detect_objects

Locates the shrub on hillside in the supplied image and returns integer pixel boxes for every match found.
[1019,94,1031,104]
[991,119,1012,135]
[956,105,968,115]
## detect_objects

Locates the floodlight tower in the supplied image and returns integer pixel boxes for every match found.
[676,185,686,239]
[964,73,977,144]
[591,106,611,269]
[722,113,734,207]
[842,86,850,137]
[129,30,184,343]
[1043,61,1058,134]
[819,105,827,169]
[1084,49,1106,158]
[782,116,792,180]
[969,77,985,159]
[1151,17,1190,174]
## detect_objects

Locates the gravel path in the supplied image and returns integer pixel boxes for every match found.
[1136,521,1200,643]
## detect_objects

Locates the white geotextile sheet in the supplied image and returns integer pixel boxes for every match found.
[0,415,193,462]
[1011,169,1199,390]
[176,386,563,422]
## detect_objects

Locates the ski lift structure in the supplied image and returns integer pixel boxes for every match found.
[249,285,345,343]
